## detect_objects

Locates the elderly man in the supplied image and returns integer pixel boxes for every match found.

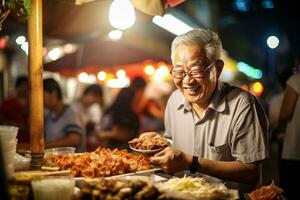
[142,28,269,192]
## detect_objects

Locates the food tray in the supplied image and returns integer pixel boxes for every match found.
[74,167,162,181]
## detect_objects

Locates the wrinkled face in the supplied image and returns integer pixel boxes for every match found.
[172,44,220,108]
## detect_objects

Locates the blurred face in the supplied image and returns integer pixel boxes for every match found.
[16,82,28,99]
[171,44,222,108]
[43,91,58,110]
[84,94,100,107]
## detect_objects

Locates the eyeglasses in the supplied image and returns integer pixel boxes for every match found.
[170,61,216,79]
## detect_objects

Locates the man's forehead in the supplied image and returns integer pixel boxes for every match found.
[173,57,205,66]
[173,45,205,61]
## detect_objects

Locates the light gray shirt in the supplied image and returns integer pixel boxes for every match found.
[45,105,84,152]
[164,81,269,191]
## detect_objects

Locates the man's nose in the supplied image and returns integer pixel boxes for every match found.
[182,72,195,83]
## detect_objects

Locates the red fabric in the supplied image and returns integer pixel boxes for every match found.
[166,0,186,7]
[0,98,29,143]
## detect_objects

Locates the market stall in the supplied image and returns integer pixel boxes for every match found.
[0,1,284,200]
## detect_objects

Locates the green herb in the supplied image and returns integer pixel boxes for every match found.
[23,0,31,15]
[5,0,31,15]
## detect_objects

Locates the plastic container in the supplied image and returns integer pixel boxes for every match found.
[0,126,18,140]
[44,147,76,157]
[31,176,75,200]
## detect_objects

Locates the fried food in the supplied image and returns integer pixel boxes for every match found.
[79,178,165,200]
[129,135,170,150]
[43,147,152,178]
[249,181,284,200]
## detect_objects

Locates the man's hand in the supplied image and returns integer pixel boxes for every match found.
[139,132,160,139]
[150,147,191,174]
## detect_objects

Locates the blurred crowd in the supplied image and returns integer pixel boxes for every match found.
[0,75,170,152]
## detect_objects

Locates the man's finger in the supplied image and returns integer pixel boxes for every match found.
[153,148,168,157]
[150,154,168,165]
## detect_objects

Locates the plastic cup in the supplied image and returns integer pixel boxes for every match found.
[31,176,75,200]
[1,139,17,149]
[5,163,14,179]
[0,126,18,180]
[0,126,18,140]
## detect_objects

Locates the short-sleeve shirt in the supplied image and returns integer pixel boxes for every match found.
[164,81,269,191]
[282,73,300,160]
[45,105,84,152]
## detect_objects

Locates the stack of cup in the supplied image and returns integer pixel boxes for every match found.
[0,125,18,179]
[31,176,75,200]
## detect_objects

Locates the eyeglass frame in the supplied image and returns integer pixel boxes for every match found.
[170,60,217,79]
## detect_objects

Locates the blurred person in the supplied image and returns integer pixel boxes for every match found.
[0,76,29,148]
[139,28,269,193]
[71,84,104,151]
[140,94,169,133]
[268,70,292,130]
[275,62,300,199]
[110,76,147,117]
[43,78,83,152]
[96,76,146,150]
[97,109,141,150]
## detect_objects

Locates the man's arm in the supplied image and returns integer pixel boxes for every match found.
[198,158,260,184]
[150,147,260,184]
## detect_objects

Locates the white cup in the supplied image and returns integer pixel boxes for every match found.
[0,126,18,140]
[31,176,75,200]
[0,126,18,180]
[5,163,14,179]
[1,139,17,149]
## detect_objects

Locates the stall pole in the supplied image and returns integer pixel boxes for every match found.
[28,0,44,169]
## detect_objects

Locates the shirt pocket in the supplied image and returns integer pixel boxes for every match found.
[207,143,232,161]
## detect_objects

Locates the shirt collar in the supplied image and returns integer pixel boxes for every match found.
[176,81,227,113]
[207,81,227,112]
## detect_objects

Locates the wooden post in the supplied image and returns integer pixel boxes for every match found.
[28,0,44,169]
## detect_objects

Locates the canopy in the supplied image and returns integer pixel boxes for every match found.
[44,39,170,76]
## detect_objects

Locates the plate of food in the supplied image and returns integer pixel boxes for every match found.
[156,176,239,200]
[245,181,285,200]
[42,147,156,178]
[128,135,172,154]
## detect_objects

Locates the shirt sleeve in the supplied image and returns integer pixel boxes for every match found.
[63,108,83,137]
[231,98,269,163]
[287,73,300,94]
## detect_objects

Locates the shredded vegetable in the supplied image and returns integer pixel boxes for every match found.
[158,176,238,200]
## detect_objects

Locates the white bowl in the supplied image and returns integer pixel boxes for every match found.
[129,138,172,154]
[129,145,164,154]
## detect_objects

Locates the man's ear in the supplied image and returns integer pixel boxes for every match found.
[215,59,224,78]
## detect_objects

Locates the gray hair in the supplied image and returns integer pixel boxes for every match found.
[171,28,222,63]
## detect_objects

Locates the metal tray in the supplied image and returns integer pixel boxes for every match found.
[74,167,162,181]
